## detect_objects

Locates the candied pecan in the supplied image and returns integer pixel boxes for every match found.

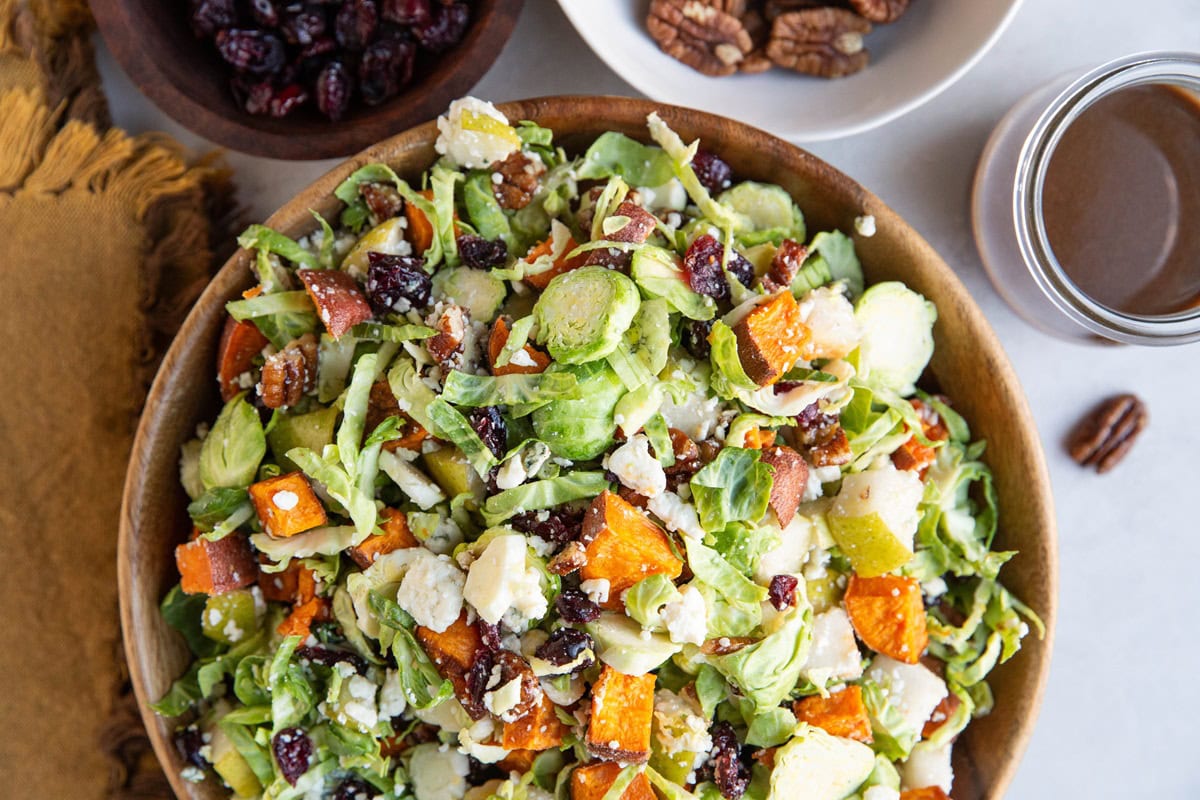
[738,9,773,74]
[490,651,542,721]
[1067,394,1147,474]
[361,181,404,222]
[766,8,871,78]
[618,485,651,509]
[426,304,466,367]
[664,428,703,490]
[259,333,317,408]
[647,0,753,77]
[767,239,808,290]
[808,427,851,467]
[489,151,545,210]
[604,200,659,244]
[548,541,588,575]
[791,401,841,446]
[700,636,756,655]
[848,0,910,24]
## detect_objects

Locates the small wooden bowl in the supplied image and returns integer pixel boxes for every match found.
[120,96,1057,799]
[92,0,524,160]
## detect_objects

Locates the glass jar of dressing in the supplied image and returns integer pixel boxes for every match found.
[973,52,1200,345]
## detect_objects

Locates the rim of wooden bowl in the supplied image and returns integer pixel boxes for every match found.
[92,0,525,160]
[120,95,1057,800]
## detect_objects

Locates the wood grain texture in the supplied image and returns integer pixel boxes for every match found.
[90,0,524,160]
[120,96,1057,800]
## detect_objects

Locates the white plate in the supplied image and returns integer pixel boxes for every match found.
[556,0,1024,142]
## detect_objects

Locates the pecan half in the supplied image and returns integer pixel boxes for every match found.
[766,8,871,79]
[1067,394,1147,473]
[764,0,826,22]
[647,0,753,77]
[847,0,910,24]
[603,200,659,244]
[490,151,545,210]
[361,181,404,223]
[259,333,317,408]
[426,304,466,368]
[765,239,808,290]
[548,541,588,576]
[489,651,542,722]
[738,9,773,74]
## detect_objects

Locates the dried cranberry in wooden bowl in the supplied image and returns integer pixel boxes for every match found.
[91,0,523,159]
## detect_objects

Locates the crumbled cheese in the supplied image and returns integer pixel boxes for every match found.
[457,717,510,764]
[636,178,688,212]
[854,214,877,237]
[423,517,465,556]
[221,619,245,643]
[434,97,520,170]
[410,743,470,800]
[272,490,299,511]
[802,608,864,685]
[661,584,707,645]
[653,689,712,760]
[415,698,472,734]
[378,669,407,720]
[647,491,705,541]
[180,766,206,783]
[325,674,378,732]
[463,534,548,627]
[605,434,666,498]
[395,550,466,633]
[483,677,526,720]
[580,578,611,605]
[659,383,724,440]
[508,348,537,368]
[495,456,528,491]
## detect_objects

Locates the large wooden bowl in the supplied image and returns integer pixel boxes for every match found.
[92,0,523,160]
[121,96,1057,799]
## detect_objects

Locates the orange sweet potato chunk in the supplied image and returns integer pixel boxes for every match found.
[741,427,777,450]
[348,508,418,568]
[759,444,809,524]
[489,317,551,376]
[571,763,656,800]
[405,189,436,253]
[793,685,873,743]
[732,290,810,386]
[217,316,268,401]
[580,491,683,610]
[844,574,929,664]
[502,693,569,751]
[276,596,328,639]
[891,399,950,476]
[248,471,328,538]
[257,558,318,603]
[415,612,487,718]
[176,532,258,595]
[522,234,586,290]
[900,789,951,800]
[586,666,656,763]
[922,691,962,739]
[298,268,373,339]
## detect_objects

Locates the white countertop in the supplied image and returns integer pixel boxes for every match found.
[97,2,1200,796]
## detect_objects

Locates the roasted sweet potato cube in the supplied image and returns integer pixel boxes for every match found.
[497,749,539,775]
[489,317,551,376]
[364,381,429,452]
[922,691,962,739]
[741,427,777,450]
[276,596,328,639]
[900,789,951,800]
[522,234,586,290]
[844,574,929,664]
[586,666,655,763]
[257,557,318,603]
[298,268,373,339]
[759,445,809,523]
[571,763,657,800]
[217,316,268,401]
[793,685,873,743]
[248,471,327,538]
[348,508,418,568]
[580,491,683,610]
[415,612,487,718]
[502,693,569,751]
[892,399,950,476]
[732,290,810,385]
[176,532,258,595]
[604,201,658,244]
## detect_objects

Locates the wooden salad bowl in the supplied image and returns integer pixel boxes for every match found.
[120,96,1057,799]
[91,0,524,160]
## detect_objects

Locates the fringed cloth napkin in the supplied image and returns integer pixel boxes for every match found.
[0,2,234,797]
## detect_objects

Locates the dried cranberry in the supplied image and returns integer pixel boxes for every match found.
[174,726,207,769]
[467,406,507,458]
[331,777,374,800]
[216,29,287,76]
[280,5,327,46]
[365,251,431,313]
[457,235,509,269]
[249,0,280,28]
[335,0,379,51]
[727,250,756,289]
[467,756,506,785]
[381,0,431,25]
[231,76,276,114]
[300,35,338,60]
[463,649,495,718]
[190,0,237,37]
[794,401,840,445]
[316,60,354,120]
[412,2,469,52]
[269,82,309,117]
[681,318,714,360]
[358,37,415,105]
[535,627,595,669]
[555,588,601,623]
[296,644,367,673]
[709,721,750,800]
[683,234,730,301]
[272,727,313,786]
[692,149,734,194]
[478,620,502,652]
[509,508,584,545]
[768,574,799,611]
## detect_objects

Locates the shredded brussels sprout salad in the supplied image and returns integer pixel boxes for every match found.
[159,97,1041,800]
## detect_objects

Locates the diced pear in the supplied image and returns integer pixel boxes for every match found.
[342,216,409,278]
[422,445,484,503]
[267,406,338,472]
[209,724,262,798]
[767,723,875,800]
[827,468,924,577]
